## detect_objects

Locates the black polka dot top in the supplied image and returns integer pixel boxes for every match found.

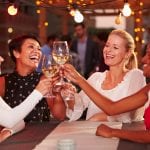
[3,71,50,122]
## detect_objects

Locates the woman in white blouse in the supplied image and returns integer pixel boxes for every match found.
[0,56,53,142]
[65,29,146,123]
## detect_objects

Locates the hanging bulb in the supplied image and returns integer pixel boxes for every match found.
[115,12,122,24]
[122,2,131,17]
[74,9,84,23]
[8,5,18,16]
[69,9,76,16]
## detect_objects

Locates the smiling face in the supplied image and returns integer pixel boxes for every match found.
[103,34,129,68]
[142,43,150,77]
[14,38,41,70]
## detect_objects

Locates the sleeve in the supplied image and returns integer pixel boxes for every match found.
[2,120,25,136]
[127,69,147,121]
[66,93,84,121]
[127,69,146,95]
[0,89,43,128]
[66,73,100,121]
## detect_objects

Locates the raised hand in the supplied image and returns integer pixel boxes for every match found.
[35,78,56,96]
[63,64,83,85]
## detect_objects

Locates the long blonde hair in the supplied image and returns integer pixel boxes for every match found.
[109,29,137,69]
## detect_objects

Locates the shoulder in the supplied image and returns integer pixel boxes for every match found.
[127,68,144,77]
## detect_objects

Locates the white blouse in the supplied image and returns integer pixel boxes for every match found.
[67,69,146,123]
[0,90,43,132]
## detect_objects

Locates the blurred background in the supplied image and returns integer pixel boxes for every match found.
[0,0,150,73]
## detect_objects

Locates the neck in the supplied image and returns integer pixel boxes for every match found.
[16,63,35,76]
[79,35,87,42]
[107,66,127,83]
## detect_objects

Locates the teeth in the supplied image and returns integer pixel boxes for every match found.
[106,55,114,58]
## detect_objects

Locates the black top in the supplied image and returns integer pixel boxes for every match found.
[3,71,50,122]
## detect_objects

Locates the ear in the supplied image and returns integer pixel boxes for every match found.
[13,50,20,59]
[125,51,132,59]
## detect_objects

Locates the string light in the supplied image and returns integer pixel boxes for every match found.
[8,5,18,15]
[74,9,84,23]
[8,27,13,33]
[44,22,48,26]
[122,1,132,17]
[115,11,122,25]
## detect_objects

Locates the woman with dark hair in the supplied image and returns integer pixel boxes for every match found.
[0,35,66,141]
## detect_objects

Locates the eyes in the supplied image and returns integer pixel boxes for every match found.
[104,44,119,50]
[28,45,41,51]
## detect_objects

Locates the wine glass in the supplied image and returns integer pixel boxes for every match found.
[52,41,70,85]
[41,54,59,98]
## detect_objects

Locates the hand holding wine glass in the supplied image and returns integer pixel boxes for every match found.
[41,54,59,98]
[52,41,70,85]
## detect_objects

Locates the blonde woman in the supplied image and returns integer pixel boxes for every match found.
[65,29,146,123]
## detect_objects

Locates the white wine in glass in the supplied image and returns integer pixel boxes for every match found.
[52,41,70,85]
[42,54,59,98]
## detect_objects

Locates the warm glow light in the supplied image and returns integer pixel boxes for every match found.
[136,18,141,22]
[142,28,145,32]
[36,0,40,5]
[8,5,18,16]
[74,10,84,23]
[134,28,138,32]
[115,13,122,25]
[44,22,48,26]
[69,9,76,16]
[140,2,143,6]
[142,40,145,44]
[8,27,13,33]
[48,0,53,4]
[135,36,139,42]
[36,9,40,14]
[122,3,132,17]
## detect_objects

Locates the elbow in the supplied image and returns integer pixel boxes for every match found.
[103,106,117,116]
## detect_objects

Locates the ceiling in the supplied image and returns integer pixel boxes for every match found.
[1,0,150,16]
[32,0,150,16]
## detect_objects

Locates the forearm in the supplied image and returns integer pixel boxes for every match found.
[48,94,66,120]
[78,78,149,115]
[0,90,43,128]
[112,128,150,143]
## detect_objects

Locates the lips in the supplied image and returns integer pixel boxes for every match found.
[29,54,40,64]
[105,54,115,59]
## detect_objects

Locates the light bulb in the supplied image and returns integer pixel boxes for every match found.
[8,5,18,16]
[122,3,131,17]
[74,10,84,23]
[69,9,76,16]
[115,13,122,24]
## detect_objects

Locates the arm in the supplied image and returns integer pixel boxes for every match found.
[0,120,25,143]
[64,64,150,116]
[79,77,149,115]
[47,93,66,120]
[0,90,42,128]
[0,78,51,128]
[96,124,150,143]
